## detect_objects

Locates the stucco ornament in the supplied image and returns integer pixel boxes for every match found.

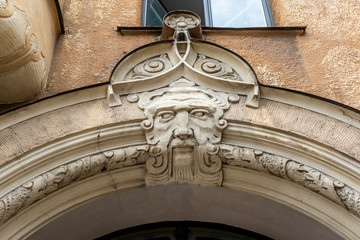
[165,14,200,30]
[0,0,46,103]
[128,79,239,185]
[108,12,260,108]
[2,143,360,226]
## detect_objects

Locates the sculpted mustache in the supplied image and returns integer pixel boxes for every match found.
[169,138,197,147]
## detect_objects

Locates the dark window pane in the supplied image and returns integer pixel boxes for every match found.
[147,0,167,26]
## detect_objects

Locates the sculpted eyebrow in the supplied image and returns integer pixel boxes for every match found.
[154,104,178,113]
[189,104,214,111]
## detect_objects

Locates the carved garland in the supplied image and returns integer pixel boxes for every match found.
[218,144,360,217]
[0,144,359,226]
[0,146,150,225]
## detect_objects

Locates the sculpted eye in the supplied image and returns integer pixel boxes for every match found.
[190,109,209,120]
[157,111,175,121]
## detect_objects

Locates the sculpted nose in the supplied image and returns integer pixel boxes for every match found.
[174,128,193,140]
[174,111,193,140]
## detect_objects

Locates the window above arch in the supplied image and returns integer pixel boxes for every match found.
[142,0,274,27]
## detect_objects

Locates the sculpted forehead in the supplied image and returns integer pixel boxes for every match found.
[147,91,218,114]
[149,99,217,113]
[154,91,212,102]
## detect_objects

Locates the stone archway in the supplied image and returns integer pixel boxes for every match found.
[0,84,359,239]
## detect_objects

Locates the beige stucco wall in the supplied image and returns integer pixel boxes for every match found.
[270,0,360,108]
[1,0,359,111]
[207,0,360,108]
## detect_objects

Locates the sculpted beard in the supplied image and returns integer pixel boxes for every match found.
[168,136,197,182]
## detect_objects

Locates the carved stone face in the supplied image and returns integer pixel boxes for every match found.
[138,80,230,184]
[127,79,236,184]
[148,92,223,181]
[146,91,223,149]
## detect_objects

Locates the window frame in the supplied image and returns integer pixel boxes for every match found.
[142,0,274,27]
[261,0,274,27]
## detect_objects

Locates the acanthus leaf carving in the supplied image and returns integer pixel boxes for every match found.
[0,145,149,225]
[0,0,7,9]
[1,142,360,225]
[217,144,360,216]
[335,185,360,217]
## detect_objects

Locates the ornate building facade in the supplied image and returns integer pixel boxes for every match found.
[0,0,360,239]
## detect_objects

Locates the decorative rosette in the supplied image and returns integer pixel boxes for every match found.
[165,14,200,30]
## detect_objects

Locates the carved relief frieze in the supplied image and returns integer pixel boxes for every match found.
[1,10,360,231]
[218,144,360,217]
[2,142,360,226]
[0,146,149,225]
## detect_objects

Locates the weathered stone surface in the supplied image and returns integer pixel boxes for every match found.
[225,97,360,160]
[0,97,144,166]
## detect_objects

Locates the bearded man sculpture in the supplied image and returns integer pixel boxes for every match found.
[128,79,239,185]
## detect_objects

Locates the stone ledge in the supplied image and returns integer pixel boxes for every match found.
[117,26,306,36]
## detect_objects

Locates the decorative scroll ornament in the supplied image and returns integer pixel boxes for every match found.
[0,0,46,103]
[108,11,260,108]
[124,54,172,80]
[194,54,241,81]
